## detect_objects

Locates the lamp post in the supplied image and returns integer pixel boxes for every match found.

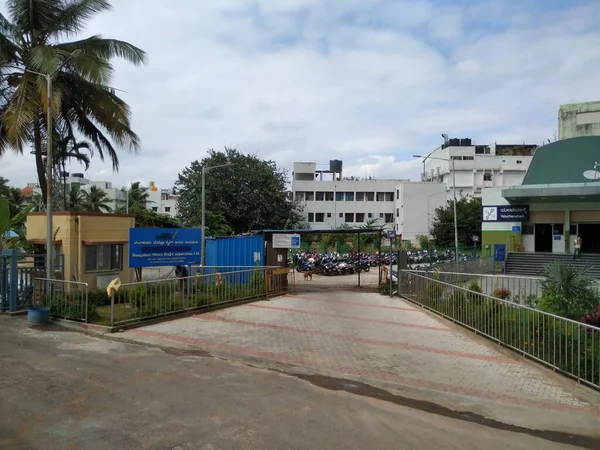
[26,50,81,280]
[414,154,459,262]
[201,163,232,266]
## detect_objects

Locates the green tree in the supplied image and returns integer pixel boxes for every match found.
[81,185,111,212]
[0,0,147,200]
[66,184,84,211]
[176,148,303,235]
[53,131,92,210]
[116,181,150,212]
[0,197,33,253]
[0,176,10,198]
[430,197,482,248]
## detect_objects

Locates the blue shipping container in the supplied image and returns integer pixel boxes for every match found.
[202,235,265,283]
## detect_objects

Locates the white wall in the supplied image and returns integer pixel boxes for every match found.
[397,182,446,242]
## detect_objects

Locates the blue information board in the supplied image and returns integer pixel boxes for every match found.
[129,228,202,268]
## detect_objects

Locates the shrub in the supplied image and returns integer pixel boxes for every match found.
[581,305,600,327]
[540,261,599,318]
[467,281,483,293]
[127,283,149,309]
[492,287,511,300]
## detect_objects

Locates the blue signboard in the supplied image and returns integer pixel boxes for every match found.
[129,228,202,268]
[291,235,301,247]
[512,226,521,232]
[493,244,506,262]
[386,230,396,239]
[482,205,529,222]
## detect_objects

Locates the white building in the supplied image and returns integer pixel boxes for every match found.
[147,181,179,218]
[422,138,537,199]
[558,100,600,140]
[292,161,446,243]
[32,172,124,211]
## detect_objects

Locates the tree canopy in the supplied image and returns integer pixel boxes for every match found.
[0,0,147,199]
[175,148,303,236]
[430,197,482,248]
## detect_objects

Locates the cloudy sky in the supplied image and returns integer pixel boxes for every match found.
[1,0,599,189]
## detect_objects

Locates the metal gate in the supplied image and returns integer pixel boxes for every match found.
[0,249,64,312]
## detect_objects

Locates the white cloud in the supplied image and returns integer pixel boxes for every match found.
[1,0,599,191]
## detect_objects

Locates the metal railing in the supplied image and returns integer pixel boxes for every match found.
[407,270,600,307]
[399,271,600,390]
[33,278,90,323]
[109,267,293,326]
[411,256,494,275]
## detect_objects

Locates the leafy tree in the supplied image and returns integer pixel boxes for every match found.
[66,184,84,211]
[81,185,111,212]
[0,0,147,200]
[0,176,10,198]
[0,197,33,253]
[430,197,482,248]
[116,181,150,212]
[128,204,181,228]
[176,148,303,235]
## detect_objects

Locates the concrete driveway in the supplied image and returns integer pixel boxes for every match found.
[118,285,600,441]
[1,315,598,450]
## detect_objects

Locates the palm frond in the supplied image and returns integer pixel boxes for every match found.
[51,0,112,37]
[56,34,147,67]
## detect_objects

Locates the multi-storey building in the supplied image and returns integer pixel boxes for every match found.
[558,100,600,140]
[291,161,446,243]
[147,181,179,218]
[422,138,537,199]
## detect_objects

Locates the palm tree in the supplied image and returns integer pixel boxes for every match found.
[117,181,150,212]
[82,185,112,212]
[6,186,26,217]
[53,130,93,210]
[66,184,84,211]
[0,0,147,200]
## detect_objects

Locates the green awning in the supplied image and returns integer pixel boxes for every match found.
[502,183,600,203]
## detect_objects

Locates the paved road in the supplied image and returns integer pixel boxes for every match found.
[121,287,600,440]
[0,316,597,450]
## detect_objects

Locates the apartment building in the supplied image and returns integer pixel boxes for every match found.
[422,138,537,198]
[147,181,179,218]
[559,100,600,140]
[292,161,446,243]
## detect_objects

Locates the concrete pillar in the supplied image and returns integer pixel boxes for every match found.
[564,209,571,254]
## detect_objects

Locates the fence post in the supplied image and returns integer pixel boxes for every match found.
[9,248,18,312]
[84,287,89,323]
[110,292,115,327]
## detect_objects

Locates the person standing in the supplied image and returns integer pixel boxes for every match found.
[573,235,582,259]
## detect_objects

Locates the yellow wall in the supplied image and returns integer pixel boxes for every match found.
[26,212,135,290]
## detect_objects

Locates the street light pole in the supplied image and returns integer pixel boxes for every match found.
[414,154,459,262]
[201,163,232,266]
[451,158,459,262]
[27,50,81,280]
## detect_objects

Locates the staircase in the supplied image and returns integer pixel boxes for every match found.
[505,253,600,279]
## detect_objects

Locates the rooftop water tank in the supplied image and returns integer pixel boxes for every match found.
[329,159,343,173]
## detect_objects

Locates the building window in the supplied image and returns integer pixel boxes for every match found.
[356,213,365,223]
[315,213,325,222]
[368,213,372,218]
[339,213,343,218]
[345,213,354,223]
[316,191,325,201]
[152,207,158,212]
[475,145,491,154]
[305,191,315,201]
[379,213,384,218]
[516,160,522,164]
[327,212,332,218]
[85,244,123,273]
[376,192,385,202]
[384,213,393,223]
[463,156,474,160]
[365,192,375,201]
[295,192,304,201]
[356,192,365,201]
[165,207,171,212]
[308,213,314,222]
[325,192,334,201]
[335,192,344,201]
[385,192,394,201]
[396,189,399,200]
[483,170,492,182]
[396,208,399,217]
[522,223,534,235]
[345,192,354,201]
